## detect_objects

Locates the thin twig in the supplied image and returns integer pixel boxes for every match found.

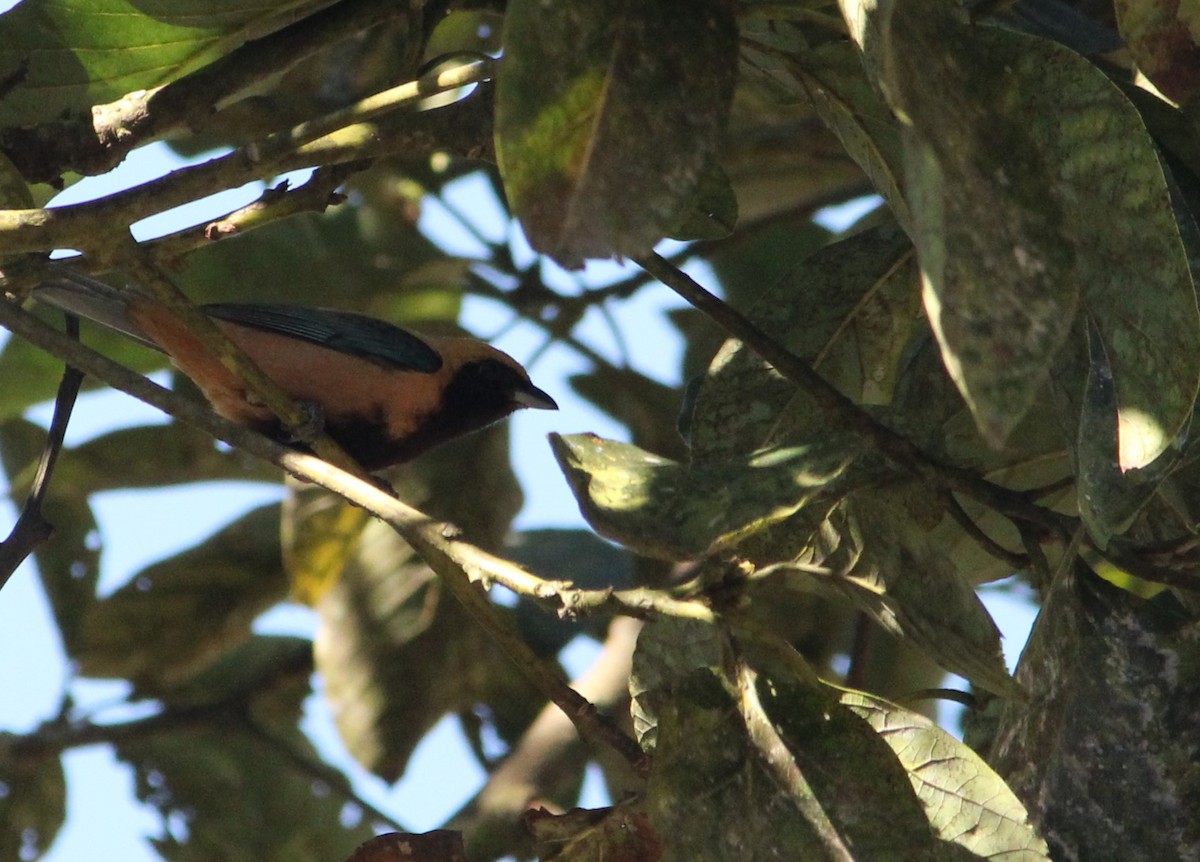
[0,60,497,257]
[940,490,1030,570]
[0,315,83,590]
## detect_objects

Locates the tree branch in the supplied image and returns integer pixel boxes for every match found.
[0,60,497,258]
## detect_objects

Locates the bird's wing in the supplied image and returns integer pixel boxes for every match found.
[203,303,444,373]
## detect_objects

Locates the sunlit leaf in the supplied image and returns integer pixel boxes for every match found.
[0,0,336,128]
[550,432,859,560]
[842,691,1051,861]
[495,0,737,267]
[876,2,1200,464]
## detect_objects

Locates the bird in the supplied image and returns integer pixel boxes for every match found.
[32,269,558,469]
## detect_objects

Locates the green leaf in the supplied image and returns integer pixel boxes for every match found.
[0,0,331,128]
[629,617,726,751]
[114,638,374,862]
[639,660,951,861]
[494,0,738,267]
[0,419,101,655]
[64,422,277,491]
[741,24,910,230]
[550,432,859,560]
[314,519,541,781]
[841,691,1051,861]
[0,736,66,862]
[835,486,1017,696]
[877,4,1200,465]
[666,159,739,241]
[0,150,33,207]
[691,220,919,461]
[74,503,288,689]
[312,427,536,780]
[738,664,952,862]
[880,11,1078,449]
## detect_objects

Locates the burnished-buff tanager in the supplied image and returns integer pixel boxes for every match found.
[34,271,557,468]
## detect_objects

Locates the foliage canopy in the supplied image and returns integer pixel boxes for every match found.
[2,0,1200,860]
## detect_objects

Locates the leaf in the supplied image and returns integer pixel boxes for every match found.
[282,485,371,606]
[0,419,101,655]
[0,0,333,128]
[1115,0,1200,105]
[114,639,374,862]
[879,10,1078,449]
[314,521,541,781]
[0,736,66,862]
[690,221,919,462]
[0,150,32,207]
[550,432,859,560]
[737,663,953,862]
[74,503,288,689]
[741,23,910,230]
[666,158,739,241]
[835,486,1018,696]
[639,663,952,861]
[494,0,738,267]
[629,618,727,751]
[63,421,277,491]
[841,691,1051,861]
[507,529,633,656]
[877,4,1200,465]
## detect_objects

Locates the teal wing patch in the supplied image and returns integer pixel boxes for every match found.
[203,303,443,373]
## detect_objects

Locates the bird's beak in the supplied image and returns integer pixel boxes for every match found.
[513,382,558,411]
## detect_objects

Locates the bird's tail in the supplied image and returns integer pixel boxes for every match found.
[32,268,160,351]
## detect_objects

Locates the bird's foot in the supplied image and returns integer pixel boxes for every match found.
[284,401,326,446]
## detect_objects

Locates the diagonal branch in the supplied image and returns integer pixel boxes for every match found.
[0,315,83,590]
